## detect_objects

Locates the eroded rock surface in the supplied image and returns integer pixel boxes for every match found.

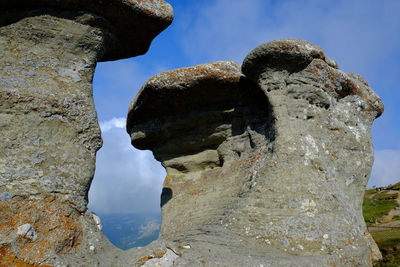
[0,1,173,266]
[127,39,383,266]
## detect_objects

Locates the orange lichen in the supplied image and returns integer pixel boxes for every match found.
[0,195,82,265]
[136,248,166,265]
[0,245,53,267]
[136,255,153,265]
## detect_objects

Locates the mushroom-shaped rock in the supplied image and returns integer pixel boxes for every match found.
[242,38,337,80]
[0,1,172,265]
[128,62,282,266]
[241,38,383,265]
[243,38,383,117]
[1,0,173,61]
[127,61,273,173]
[126,41,383,266]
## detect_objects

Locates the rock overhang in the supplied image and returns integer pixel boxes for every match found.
[0,0,174,61]
[242,38,384,118]
[126,61,271,156]
[127,61,242,128]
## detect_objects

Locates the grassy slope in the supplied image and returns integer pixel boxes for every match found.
[363,191,398,226]
[363,182,400,266]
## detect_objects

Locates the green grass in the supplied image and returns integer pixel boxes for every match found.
[387,182,400,190]
[372,229,400,249]
[362,187,400,266]
[363,195,398,225]
[374,192,398,201]
[372,229,400,267]
[374,254,400,267]
[393,215,400,221]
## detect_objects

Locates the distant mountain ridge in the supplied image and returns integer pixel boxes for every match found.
[97,213,161,250]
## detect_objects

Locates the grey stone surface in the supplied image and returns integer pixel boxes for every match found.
[126,39,383,266]
[0,191,14,201]
[0,4,383,264]
[0,8,105,213]
[0,1,173,266]
[0,0,173,61]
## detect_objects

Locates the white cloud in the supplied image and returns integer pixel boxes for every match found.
[88,117,166,214]
[99,117,125,132]
[138,220,161,240]
[368,149,400,188]
[179,0,400,78]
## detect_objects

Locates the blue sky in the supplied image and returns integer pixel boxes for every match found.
[88,0,400,214]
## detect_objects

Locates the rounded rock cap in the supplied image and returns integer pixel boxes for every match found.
[1,0,173,61]
[242,38,337,81]
[126,61,243,148]
[242,38,384,118]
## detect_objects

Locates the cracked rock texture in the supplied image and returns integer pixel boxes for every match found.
[0,1,173,266]
[127,39,383,266]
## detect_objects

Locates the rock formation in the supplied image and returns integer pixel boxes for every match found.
[0,1,173,266]
[127,39,383,266]
[0,1,383,264]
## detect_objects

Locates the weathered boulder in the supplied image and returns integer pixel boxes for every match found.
[127,39,383,265]
[241,38,383,265]
[0,1,172,265]
[0,0,174,61]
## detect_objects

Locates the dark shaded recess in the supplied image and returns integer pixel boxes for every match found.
[128,76,275,162]
[338,80,356,99]
[161,187,173,208]
[0,0,172,61]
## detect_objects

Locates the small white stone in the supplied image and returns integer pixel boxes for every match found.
[182,245,191,249]
[17,223,37,241]
[323,234,329,239]
[92,213,102,231]
[89,245,95,251]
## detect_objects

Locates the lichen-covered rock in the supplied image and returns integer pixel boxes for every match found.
[0,0,173,61]
[128,61,274,240]
[0,1,172,265]
[126,39,383,266]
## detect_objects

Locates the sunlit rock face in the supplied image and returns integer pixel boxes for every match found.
[0,1,173,266]
[127,39,383,266]
[127,61,275,239]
